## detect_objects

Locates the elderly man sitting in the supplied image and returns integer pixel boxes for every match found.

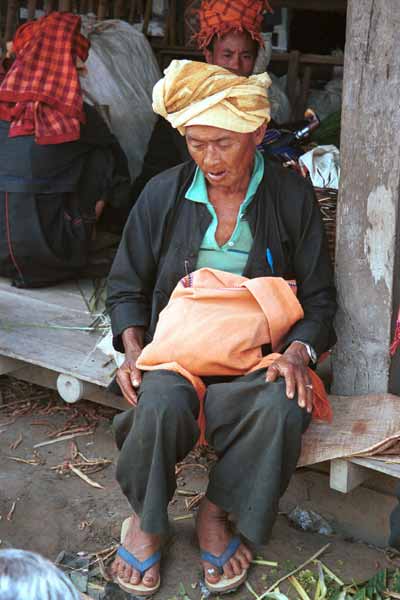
[107,60,336,596]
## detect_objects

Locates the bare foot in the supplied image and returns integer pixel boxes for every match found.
[110,513,161,589]
[197,497,252,586]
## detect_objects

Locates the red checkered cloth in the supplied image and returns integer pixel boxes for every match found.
[195,0,273,49]
[0,12,90,145]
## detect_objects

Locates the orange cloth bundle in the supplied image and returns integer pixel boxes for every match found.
[136,268,332,442]
[195,0,273,49]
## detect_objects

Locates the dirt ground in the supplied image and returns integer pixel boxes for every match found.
[0,375,395,599]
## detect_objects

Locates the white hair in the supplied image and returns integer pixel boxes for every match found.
[0,549,81,600]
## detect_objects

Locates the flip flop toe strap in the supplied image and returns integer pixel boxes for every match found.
[117,547,161,577]
[201,536,241,574]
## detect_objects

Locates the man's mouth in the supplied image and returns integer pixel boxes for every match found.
[207,170,227,182]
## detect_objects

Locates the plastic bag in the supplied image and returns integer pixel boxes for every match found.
[268,73,291,124]
[81,20,161,181]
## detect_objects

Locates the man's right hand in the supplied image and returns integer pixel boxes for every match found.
[116,326,145,406]
[116,351,142,406]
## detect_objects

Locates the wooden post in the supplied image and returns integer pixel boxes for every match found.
[97,0,108,19]
[296,64,312,120]
[332,0,400,395]
[5,0,19,41]
[59,0,73,11]
[142,0,152,35]
[44,0,54,14]
[286,50,300,118]
[114,0,125,18]
[27,0,37,20]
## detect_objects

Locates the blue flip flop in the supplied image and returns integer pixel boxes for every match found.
[116,518,161,597]
[201,536,248,594]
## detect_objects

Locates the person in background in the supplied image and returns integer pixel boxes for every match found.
[0,12,130,288]
[0,549,80,600]
[130,0,273,204]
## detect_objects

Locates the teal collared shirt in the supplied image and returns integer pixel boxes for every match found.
[185,150,264,275]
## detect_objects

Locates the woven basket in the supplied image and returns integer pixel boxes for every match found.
[314,187,337,264]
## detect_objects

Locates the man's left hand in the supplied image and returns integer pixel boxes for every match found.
[265,342,313,413]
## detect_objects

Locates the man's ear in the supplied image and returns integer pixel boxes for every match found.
[254,122,268,145]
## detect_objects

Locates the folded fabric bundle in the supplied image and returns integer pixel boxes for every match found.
[137,268,332,442]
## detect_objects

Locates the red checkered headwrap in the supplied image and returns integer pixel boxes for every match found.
[195,0,273,49]
[0,12,90,145]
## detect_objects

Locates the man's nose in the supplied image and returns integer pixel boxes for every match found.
[203,146,220,169]
[230,53,241,73]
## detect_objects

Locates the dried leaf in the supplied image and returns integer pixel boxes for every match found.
[34,431,93,448]
[251,560,279,567]
[6,501,16,521]
[69,464,104,489]
[9,433,22,450]
[289,576,313,600]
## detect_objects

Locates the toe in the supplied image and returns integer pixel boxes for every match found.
[129,568,142,585]
[222,560,235,580]
[203,561,221,584]
[143,565,159,588]
[241,544,253,563]
[229,557,243,576]
[110,557,120,577]
[236,548,251,570]
[121,563,132,582]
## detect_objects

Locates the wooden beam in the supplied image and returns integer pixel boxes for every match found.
[271,0,347,12]
[332,0,400,395]
[0,357,24,376]
[330,458,369,493]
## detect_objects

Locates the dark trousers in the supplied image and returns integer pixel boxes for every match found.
[113,368,311,544]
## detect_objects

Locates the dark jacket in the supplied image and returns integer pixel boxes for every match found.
[107,156,337,357]
[0,104,131,288]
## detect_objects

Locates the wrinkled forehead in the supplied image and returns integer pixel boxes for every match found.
[186,124,252,143]
[211,30,258,55]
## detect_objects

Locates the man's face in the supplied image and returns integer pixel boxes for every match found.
[204,30,258,77]
[186,124,266,190]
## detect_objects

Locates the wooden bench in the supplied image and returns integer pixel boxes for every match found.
[0,276,129,411]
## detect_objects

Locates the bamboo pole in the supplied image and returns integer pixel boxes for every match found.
[59,0,73,11]
[142,0,152,35]
[80,0,89,13]
[87,0,96,13]
[44,0,54,15]
[5,0,19,42]
[168,0,177,45]
[97,0,108,19]
[27,0,37,20]
[113,0,125,18]
[128,0,143,22]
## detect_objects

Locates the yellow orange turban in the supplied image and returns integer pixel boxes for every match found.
[152,60,271,136]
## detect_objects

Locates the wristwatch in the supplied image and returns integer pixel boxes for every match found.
[294,341,317,364]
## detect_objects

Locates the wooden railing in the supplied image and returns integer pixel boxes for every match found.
[0,0,165,42]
